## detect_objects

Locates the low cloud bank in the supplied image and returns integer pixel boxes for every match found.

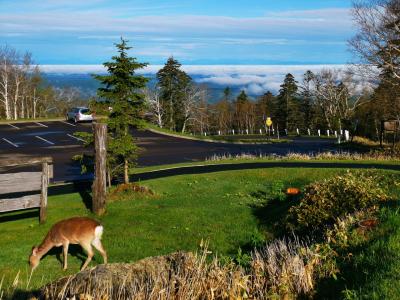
[41,64,347,94]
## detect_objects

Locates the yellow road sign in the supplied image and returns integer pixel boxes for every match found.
[266,117,273,127]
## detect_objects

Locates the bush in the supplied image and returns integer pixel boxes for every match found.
[288,171,390,231]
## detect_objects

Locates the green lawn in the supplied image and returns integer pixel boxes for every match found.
[1,167,399,298]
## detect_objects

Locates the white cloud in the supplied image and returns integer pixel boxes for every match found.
[0,8,352,38]
[41,64,348,94]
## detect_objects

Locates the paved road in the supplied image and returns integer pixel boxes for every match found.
[0,121,339,182]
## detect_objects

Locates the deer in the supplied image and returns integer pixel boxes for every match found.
[29,217,107,271]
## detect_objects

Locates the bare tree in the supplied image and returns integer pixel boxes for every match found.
[181,84,206,133]
[0,46,15,120]
[350,0,400,81]
[311,69,364,131]
[144,85,164,128]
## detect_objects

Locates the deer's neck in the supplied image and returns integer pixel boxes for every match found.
[36,238,54,259]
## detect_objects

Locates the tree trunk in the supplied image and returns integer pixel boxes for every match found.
[107,166,111,188]
[124,159,129,184]
[13,81,19,120]
[92,123,107,215]
[33,89,37,119]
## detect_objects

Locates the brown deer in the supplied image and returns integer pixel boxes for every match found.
[29,217,107,271]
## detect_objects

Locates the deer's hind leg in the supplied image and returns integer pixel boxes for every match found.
[92,238,107,264]
[80,242,94,271]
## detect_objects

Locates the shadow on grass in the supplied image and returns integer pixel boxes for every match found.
[49,181,92,211]
[250,196,298,238]
[0,181,93,224]
[315,200,400,299]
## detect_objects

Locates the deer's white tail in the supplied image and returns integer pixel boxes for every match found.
[94,225,104,240]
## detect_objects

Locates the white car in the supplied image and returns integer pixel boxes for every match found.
[66,107,94,123]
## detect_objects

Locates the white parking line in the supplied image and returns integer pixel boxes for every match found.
[67,134,85,142]
[60,121,76,127]
[35,122,48,128]
[35,135,55,145]
[8,123,20,129]
[2,138,19,147]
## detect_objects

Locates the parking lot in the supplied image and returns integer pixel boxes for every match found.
[0,121,91,149]
[0,120,339,182]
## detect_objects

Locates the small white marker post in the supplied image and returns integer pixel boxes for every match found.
[246,129,249,135]
[345,130,350,141]
[308,128,311,136]
[296,128,300,135]
[259,129,262,134]
[285,129,288,135]
[232,129,235,135]
[272,127,275,135]
[218,130,221,136]
[204,132,207,137]
[318,129,321,137]
[340,129,343,135]
[327,129,330,137]
[335,131,338,138]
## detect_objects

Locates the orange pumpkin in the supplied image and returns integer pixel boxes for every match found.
[286,187,300,195]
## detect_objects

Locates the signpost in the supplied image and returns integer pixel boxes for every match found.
[266,117,273,139]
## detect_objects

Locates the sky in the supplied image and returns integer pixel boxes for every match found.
[0,0,355,65]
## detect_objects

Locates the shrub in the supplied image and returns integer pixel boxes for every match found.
[107,183,154,201]
[288,171,390,231]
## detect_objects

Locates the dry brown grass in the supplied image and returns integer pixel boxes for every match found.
[207,150,400,162]
[37,238,325,300]
[107,183,154,202]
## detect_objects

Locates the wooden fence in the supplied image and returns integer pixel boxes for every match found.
[0,157,53,223]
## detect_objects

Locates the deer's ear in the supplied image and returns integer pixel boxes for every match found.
[31,246,38,256]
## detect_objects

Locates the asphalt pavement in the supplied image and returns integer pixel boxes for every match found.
[0,121,339,182]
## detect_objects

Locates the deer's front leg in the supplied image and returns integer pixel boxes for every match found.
[63,242,69,270]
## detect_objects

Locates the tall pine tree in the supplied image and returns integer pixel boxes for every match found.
[94,38,148,184]
[275,73,303,132]
[157,57,191,131]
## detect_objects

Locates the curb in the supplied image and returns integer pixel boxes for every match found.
[146,128,289,145]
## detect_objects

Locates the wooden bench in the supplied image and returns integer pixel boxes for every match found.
[0,157,53,224]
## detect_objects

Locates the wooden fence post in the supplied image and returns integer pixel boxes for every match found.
[92,122,107,215]
[40,162,48,224]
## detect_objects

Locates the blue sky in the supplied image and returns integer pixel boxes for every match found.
[0,0,354,65]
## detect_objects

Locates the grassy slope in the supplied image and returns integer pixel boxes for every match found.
[0,167,349,291]
[1,167,399,299]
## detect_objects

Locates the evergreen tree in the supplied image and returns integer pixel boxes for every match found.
[157,57,191,131]
[234,90,254,131]
[256,91,275,129]
[276,73,302,132]
[223,86,231,102]
[300,70,315,129]
[94,38,148,184]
